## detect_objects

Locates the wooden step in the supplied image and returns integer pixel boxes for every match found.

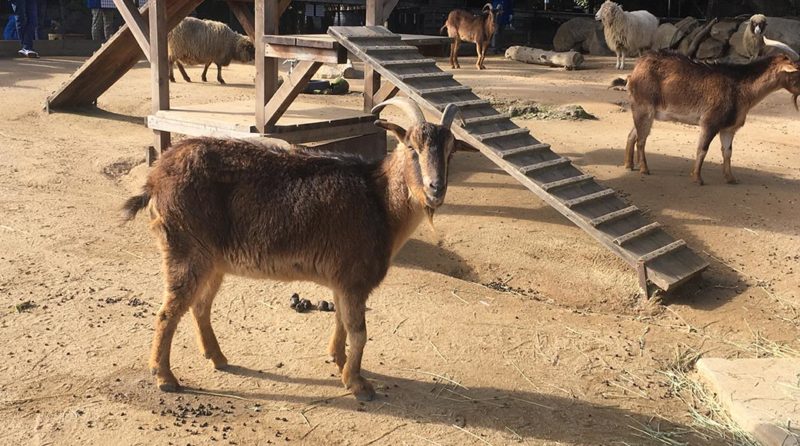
[541,174,593,191]
[416,85,472,95]
[564,189,615,208]
[614,222,661,245]
[462,113,511,126]
[363,45,418,52]
[589,206,638,226]
[381,58,436,67]
[518,157,571,174]
[638,240,686,263]
[436,99,491,109]
[397,72,454,80]
[474,127,530,141]
[497,143,550,158]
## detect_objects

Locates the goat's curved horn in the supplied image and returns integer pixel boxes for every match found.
[439,103,463,129]
[371,97,426,125]
[482,3,493,11]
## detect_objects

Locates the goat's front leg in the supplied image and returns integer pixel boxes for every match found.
[719,128,737,184]
[625,127,637,170]
[339,296,374,401]
[615,52,621,69]
[327,293,347,372]
[620,51,626,70]
[691,127,717,185]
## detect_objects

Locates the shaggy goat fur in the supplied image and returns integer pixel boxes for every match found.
[625,50,800,185]
[595,0,658,70]
[168,17,255,84]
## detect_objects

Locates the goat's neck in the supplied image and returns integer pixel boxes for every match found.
[379,147,427,257]
[741,63,785,110]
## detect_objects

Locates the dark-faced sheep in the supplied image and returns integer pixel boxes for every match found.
[625,50,800,185]
[168,17,255,85]
[121,98,474,401]
[595,0,658,70]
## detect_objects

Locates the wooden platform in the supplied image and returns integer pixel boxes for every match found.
[328,25,708,294]
[147,100,381,144]
[264,33,451,63]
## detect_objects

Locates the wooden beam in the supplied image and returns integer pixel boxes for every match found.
[150,0,170,155]
[372,81,399,105]
[265,44,346,64]
[363,0,382,115]
[112,0,150,61]
[255,0,280,133]
[226,0,255,40]
[264,60,322,129]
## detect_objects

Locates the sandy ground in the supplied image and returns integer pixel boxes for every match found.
[1,53,798,446]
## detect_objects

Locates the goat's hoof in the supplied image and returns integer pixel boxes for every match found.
[156,373,180,392]
[692,177,704,186]
[624,163,634,170]
[347,378,375,401]
[218,80,226,85]
[209,355,229,370]
[639,168,650,175]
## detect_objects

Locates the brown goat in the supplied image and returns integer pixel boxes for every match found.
[122,98,471,401]
[440,3,501,70]
[625,50,800,185]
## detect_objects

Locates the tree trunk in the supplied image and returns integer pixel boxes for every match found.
[504,46,584,69]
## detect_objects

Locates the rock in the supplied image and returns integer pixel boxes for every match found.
[584,26,612,55]
[677,27,701,55]
[695,37,727,59]
[710,20,739,42]
[553,17,596,52]
[317,61,361,80]
[653,23,680,49]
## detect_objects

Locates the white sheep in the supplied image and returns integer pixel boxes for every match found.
[168,17,255,85]
[595,1,658,70]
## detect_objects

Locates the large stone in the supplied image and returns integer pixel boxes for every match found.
[674,16,700,36]
[553,17,597,52]
[653,23,680,49]
[695,37,727,59]
[710,20,740,42]
[677,27,701,55]
[584,26,612,55]
[696,358,800,446]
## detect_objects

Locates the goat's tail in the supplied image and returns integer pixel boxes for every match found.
[121,189,152,222]
[610,77,628,88]
[440,23,448,35]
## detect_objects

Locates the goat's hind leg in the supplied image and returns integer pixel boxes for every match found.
[190,270,228,370]
[338,294,374,401]
[631,107,654,174]
[625,127,637,170]
[451,38,461,69]
[691,126,717,185]
[176,61,191,82]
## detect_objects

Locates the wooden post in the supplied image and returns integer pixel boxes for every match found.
[363,0,383,112]
[149,0,170,162]
[255,0,280,133]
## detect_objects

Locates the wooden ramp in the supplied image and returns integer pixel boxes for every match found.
[328,26,708,293]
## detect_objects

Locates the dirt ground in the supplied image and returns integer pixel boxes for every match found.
[1,53,798,446]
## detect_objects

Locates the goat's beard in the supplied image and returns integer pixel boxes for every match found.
[424,206,436,231]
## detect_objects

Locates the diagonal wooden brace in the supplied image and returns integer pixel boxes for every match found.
[372,81,399,106]
[263,60,323,130]
[112,0,150,61]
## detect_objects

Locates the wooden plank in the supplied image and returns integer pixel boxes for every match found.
[272,121,381,144]
[463,113,511,126]
[475,127,530,141]
[263,34,339,49]
[255,0,280,133]
[434,99,490,109]
[589,206,638,227]
[265,44,347,64]
[366,0,384,26]
[638,240,687,263]
[150,0,170,154]
[147,114,259,139]
[227,0,255,40]
[498,143,550,158]
[364,45,418,52]
[381,58,437,67]
[614,222,662,246]
[416,85,472,95]
[518,157,571,174]
[564,189,615,208]
[541,174,594,191]
[112,0,150,61]
[264,60,323,129]
[373,81,400,105]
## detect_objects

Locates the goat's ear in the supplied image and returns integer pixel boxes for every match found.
[454,139,479,152]
[374,119,407,141]
[782,64,799,73]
